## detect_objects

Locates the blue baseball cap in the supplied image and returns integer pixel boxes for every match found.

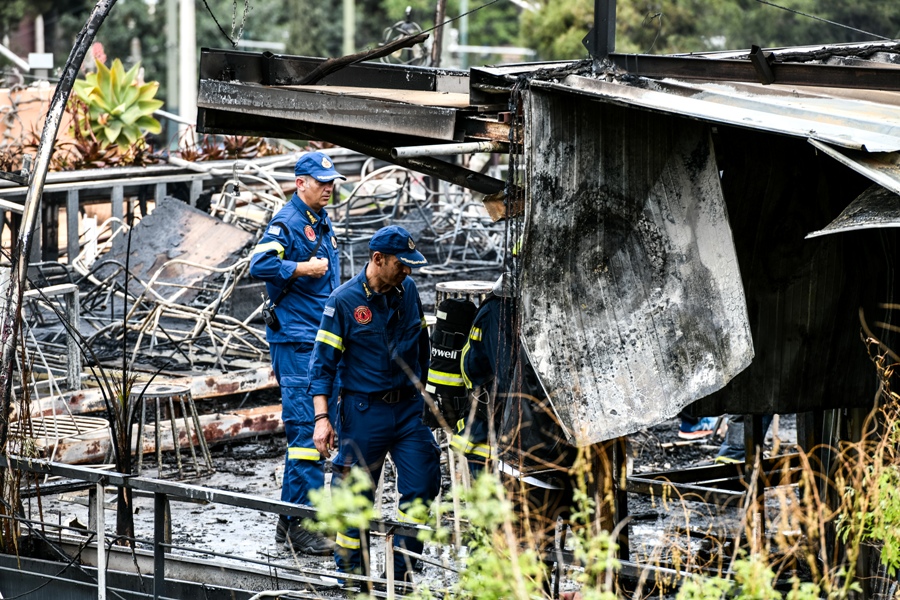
[294,151,346,182]
[369,225,427,267]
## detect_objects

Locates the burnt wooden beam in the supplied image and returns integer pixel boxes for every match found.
[298,32,430,85]
[471,53,900,99]
[197,79,460,140]
[460,115,515,142]
[611,53,900,91]
[200,47,468,92]
[197,108,505,195]
[287,123,505,195]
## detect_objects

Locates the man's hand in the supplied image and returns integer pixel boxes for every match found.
[313,418,335,456]
[294,257,329,279]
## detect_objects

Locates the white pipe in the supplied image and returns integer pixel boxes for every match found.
[0,42,30,71]
[391,140,506,159]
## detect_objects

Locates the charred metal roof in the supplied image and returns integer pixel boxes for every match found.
[198,41,900,198]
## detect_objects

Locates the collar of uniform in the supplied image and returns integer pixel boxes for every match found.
[289,193,326,226]
[356,264,403,301]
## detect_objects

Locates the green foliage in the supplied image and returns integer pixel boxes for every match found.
[521,0,900,60]
[520,0,592,61]
[305,466,377,536]
[676,554,822,600]
[566,486,618,600]
[72,58,163,147]
[418,471,546,600]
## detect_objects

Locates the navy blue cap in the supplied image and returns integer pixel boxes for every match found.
[294,151,346,182]
[369,225,427,267]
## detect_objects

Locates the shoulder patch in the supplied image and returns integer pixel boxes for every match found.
[324,306,335,317]
[267,225,282,236]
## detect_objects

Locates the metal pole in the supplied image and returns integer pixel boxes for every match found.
[0,0,119,451]
[65,286,81,391]
[430,0,447,68]
[154,492,167,600]
[95,481,106,600]
[391,140,507,159]
[582,0,616,60]
[459,0,469,69]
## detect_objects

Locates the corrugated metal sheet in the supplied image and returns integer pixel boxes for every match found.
[808,140,900,199]
[531,74,900,152]
[521,89,753,445]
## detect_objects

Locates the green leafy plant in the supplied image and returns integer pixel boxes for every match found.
[72,58,163,148]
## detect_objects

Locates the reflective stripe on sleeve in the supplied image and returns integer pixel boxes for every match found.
[252,241,285,258]
[336,533,360,549]
[421,316,428,329]
[427,369,465,387]
[451,434,494,460]
[460,342,473,389]
[397,509,427,525]
[315,329,345,351]
[287,447,320,461]
[468,442,494,459]
[469,327,483,342]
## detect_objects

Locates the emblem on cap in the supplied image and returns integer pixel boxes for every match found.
[354,306,372,325]
[322,157,332,168]
[408,237,415,250]
[304,225,316,242]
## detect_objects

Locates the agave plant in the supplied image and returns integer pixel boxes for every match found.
[72,59,164,148]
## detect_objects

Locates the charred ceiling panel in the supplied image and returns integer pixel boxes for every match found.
[808,184,900,238]
[689,130,897,416]
[521,88,753,445]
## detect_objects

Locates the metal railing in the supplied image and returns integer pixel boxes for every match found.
[0,455,428,599]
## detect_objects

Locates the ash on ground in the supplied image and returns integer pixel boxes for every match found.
[33,412,798,597]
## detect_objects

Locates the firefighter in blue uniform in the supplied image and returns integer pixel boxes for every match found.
[249,151,343,554]
[309,225,441,583]
[455,273,516,475]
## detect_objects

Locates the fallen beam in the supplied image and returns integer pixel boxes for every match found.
[26,405,283,465]
[15,365,277,421]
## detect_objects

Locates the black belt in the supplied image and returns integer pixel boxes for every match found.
[346,388,417,404]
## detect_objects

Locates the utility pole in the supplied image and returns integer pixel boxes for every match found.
[431,0,447,68]
[459,0,469,69]
[178,0,197,140]
[165,0,179,145]
[343,0,355,56]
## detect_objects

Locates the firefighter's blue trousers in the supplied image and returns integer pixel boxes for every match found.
[271,342,337,514]
[333,391,441,577]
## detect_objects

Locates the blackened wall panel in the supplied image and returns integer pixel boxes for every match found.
[521,88,753,445]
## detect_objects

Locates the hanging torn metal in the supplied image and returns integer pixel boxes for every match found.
[520,88,753,445]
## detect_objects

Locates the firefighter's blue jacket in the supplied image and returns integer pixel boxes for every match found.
[309,266,430,397]
[309,265,437,577]
[248,193,340,510]
[248,193,340,346]
[455,295,517,468]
